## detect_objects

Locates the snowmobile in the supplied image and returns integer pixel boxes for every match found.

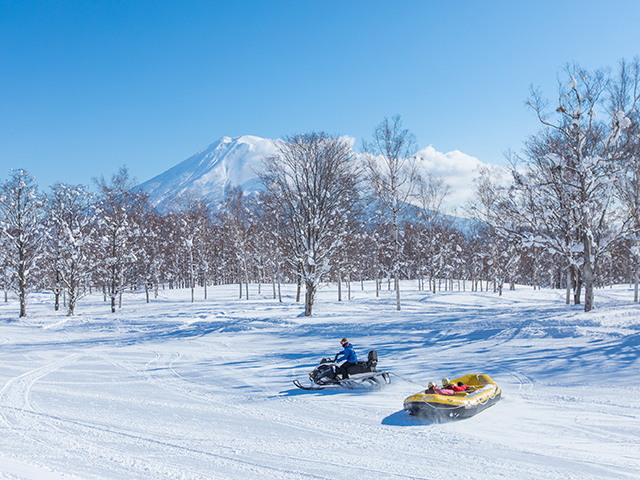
[293,350,391,390]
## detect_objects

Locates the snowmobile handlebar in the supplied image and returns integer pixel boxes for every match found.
[319,354,340,364]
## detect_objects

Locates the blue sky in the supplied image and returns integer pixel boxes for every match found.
[2,0,640,191]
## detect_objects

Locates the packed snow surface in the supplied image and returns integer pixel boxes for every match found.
[1,283,639,479]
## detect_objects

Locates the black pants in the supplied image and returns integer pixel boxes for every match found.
[337,361,355,379]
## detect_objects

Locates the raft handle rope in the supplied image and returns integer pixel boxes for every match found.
[389,372,424,385]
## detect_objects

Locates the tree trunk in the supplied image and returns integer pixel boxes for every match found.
[277,272,282,303]
[257,268,261,295]
[110,272,117,313]
[244,262,249,300]
[296,264,302,303]
[574,281,582,305]
[583,235,595,312]
[272,269,277,300]
[18,251,27,317]
[189,247,195,303]
[304,281,316,316]
[395,273,401,311]
[67,280,77,316]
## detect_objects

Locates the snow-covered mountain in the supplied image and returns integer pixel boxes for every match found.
[139,135,279,212]
[139,134,486,226]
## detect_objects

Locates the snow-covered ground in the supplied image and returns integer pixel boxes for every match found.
[1,282,639,479]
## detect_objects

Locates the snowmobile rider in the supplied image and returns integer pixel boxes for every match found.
[442,377,468,392]
[335,338,357,379]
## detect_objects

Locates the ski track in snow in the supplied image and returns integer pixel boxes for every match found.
[1,283,639,479]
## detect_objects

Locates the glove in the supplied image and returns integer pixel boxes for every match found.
[334,353,339,362]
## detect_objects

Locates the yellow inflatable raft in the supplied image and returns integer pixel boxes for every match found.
[403,373,501,420]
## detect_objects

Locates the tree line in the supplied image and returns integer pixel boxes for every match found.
[2,59,640,317]
[476,59,640,311]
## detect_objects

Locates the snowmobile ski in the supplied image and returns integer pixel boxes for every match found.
[293,379,324,390]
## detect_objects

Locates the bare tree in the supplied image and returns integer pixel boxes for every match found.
[260,133,362,316]
[612,58,640,300]
[94,167,138,313]
[47,183,100,315]
[415,172,450,292]
[128,192,166,303]
[0,170,44,317]
[167,197,212,302]
[218,187,253,300]
[497,62,638,311]
[257,192,285,302]
[0,228,11,302]
[364,115,420,310]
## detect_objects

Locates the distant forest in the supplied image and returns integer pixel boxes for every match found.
[2,59,640,317]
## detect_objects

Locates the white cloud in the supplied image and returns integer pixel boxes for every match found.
[415,145,510,212]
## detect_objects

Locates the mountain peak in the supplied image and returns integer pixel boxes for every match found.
[139,135,279,212]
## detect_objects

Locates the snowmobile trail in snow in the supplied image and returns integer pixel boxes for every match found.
[2,283,640,479]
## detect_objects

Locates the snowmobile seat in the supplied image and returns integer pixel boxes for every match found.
[367,350,378,371]
[346,362,369,375]
[345,350,378,375]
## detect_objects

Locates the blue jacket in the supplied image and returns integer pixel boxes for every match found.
[336,343,357,363]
